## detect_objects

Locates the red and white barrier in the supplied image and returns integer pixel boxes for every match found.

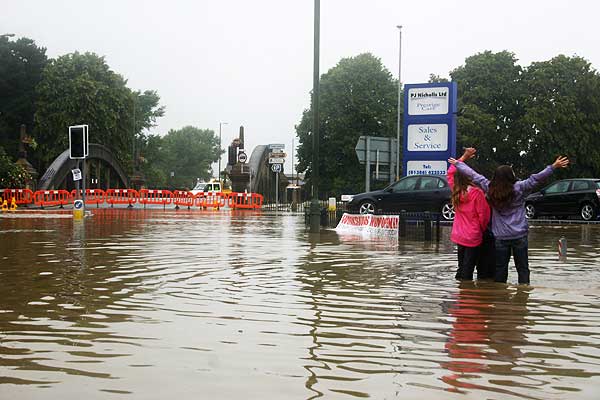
[335,213,399,237]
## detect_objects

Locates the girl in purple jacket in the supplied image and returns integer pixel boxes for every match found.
[449,150,569,284]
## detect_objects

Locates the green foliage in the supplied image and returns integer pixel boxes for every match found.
[296,53,399,196]
[450,51,525,176]
[139,134,167,188]
[141,126,220,189]
[0,36,48,158]
[33,52,133,170]
[0,146,31,188]
[520,55,600,178]
[452,51,600,178]
[33,52,164,176]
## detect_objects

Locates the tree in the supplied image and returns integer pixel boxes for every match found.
[520,55,600,177]
[138,134,167,188]
[132,90,165,172]
[296,53,398,196]
[0,147,31,188]
[0,36,48,158]
[450,51,526,176]
[450,51,600,178]
[33,52,164,173]
[143,126,220,189]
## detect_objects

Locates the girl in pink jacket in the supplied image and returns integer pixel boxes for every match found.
[447,149,491,280]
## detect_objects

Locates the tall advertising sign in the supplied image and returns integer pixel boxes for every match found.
[403,82,457,176]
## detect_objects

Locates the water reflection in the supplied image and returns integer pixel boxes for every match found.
[1,211,600,399]
[442,282,534,398]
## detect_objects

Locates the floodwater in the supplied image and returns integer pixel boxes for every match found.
[1,209,600,400]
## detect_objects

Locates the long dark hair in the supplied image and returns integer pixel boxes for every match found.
[488,165,517,210]
[452,169,472,209]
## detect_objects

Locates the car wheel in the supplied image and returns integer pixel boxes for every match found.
[580,203,596,221]
[525,203,536,219]
[359,201,376,215]
[441,202,455,221]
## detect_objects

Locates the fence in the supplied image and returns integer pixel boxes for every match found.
[0,188,264,211]
[262,200,348,213]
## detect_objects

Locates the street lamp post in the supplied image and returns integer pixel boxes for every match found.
[309,0,321,233]
[218,122,227,183]
[396,25,402,180]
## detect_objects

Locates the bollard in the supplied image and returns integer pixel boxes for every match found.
[73,199,85,220]
[1,199,7,212]
[424,211,432,241]
[9,198,17,211]
[435,213,441,242]
[328,197,336,212]
[558,236,567,258]
[399,210,406,237]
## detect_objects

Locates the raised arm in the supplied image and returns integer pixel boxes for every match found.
[516,156,569,194]
[447,148,475,189]
[450,160,490,193]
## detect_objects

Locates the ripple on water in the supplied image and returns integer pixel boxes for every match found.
[1,211,600,399]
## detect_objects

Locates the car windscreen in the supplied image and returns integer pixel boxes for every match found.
[192,183,206,191]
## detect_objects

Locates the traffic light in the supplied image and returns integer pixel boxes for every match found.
[69,125,88,159]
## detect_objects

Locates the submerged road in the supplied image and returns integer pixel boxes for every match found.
[1,209,600,399]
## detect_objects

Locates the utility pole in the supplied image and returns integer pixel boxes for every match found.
[218,122,227,183]
[396,25,403,180]
[309,0,321,233]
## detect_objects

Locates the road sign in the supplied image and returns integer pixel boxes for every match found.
[238,150,247,163]
[74,199,84,210]
[271,163,282,173]
[71,168,82,181]
[355,136,398,164]
[269,152,287,158]
[69,125,88,159]
[269,143,285,150]
[269,158,285,164]
[403,82,457,177]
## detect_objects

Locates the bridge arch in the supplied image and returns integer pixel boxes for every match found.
[247,145,291,203]
[38,143,129,190]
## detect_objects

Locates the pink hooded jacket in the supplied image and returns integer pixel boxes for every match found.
[447,165,491,247]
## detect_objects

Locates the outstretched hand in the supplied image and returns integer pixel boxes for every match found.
[448,158,458,165]
[552,156,569,169]
[461,147,477,161]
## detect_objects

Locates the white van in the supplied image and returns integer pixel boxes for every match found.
[190,181,222,195]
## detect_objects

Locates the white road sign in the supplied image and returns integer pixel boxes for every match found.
[71,168,82,181]
[269,143,285,150]
[269,158,285,164]
[238,151,247,163]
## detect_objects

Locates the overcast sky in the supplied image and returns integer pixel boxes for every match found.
[2,0,598,175]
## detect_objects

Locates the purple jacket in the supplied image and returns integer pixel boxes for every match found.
[455,161,555,240]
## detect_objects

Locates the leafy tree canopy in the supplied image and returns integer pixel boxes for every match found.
[0,36,47,158]
[141,126,220,189]
[452,51,600,178]
[520,55,600,177]
[296,53,399,196]
[33,52,164,174]
[0,146,31,188]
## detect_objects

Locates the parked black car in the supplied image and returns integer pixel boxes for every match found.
[525,178,600,221]
[346,175,454,220]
